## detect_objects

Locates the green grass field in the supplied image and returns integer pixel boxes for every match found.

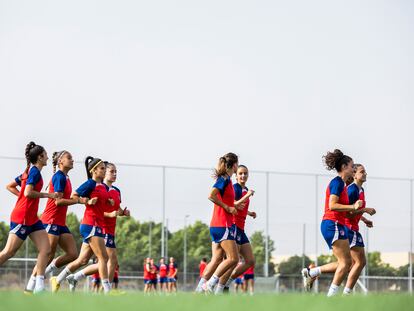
[0,292,413,311]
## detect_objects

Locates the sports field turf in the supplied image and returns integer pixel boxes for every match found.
[0,292,413,311]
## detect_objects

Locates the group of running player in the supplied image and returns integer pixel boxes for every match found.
[0,143,374,296]
[143,257,178,293]
[0,142,129,294]
[195,153,257,294]
[301,149,376,296]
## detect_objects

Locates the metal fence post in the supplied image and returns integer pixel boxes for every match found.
[265,172,269,277]
[161,166,166,258]
[409,179,413,294]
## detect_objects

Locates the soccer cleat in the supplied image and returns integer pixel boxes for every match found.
[23,289,33,295]
[201,282,214,294]
[50,277,60,293]
[301,268,316,292]
[66,274,78,292]
[223,286,230,294]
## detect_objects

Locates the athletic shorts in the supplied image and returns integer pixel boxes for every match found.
[347,229,364,248]
[91,277,101,284]
[104,233,116,248]
[244,274,254,280]
[10,220,44,240]
[235,227,250,245]
[43,224,71,236]
[80,224,104,243]
[210,224,236,243]
[113,277,119,284]
[235,278,243,285]
[151,279,158,285]
[159,277,168,284]
[321,220,348,249]
[144,279,152,285]
[168,277,177,283]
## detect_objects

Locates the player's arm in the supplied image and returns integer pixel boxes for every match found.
[6,179,20,196]
[235,190,255,206]
[56,193,80,206]
[329,195,362,212]
[247,210,257,219]
[361,216,373,228]
[349,207,376,216]
[173,268,178,278]
[208,188,237,215]
[24,184,58,199]
[71,192,96,205]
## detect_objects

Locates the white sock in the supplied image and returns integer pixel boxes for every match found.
[45,261,58,275]
[309,267,321,278]
[225,277,234,287]
[327,284,339,297]
[26,275,36,291]
[196,278,207,291]
[215,283,225,294]
[343,287,352,295]
[56,267,71,284]
[207,275,219,289]
[34,275,45,292]
[74,270,86,281]
[102,279,111,293]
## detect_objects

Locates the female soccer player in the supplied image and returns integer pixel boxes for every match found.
[158,257,169,293]
[25,150,80,292]
[242,264,255,295]
[195,153,241,294]
[51,156,113,293]
[66,162,129,289]
[1,142,58,293]
[219,165,256,291]
[343,164,376,294]
[143,258,153,293]
[301,149,363,296]
[168,257,178,293]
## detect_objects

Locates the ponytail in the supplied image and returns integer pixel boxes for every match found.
[24,141,45,173]
[85,156,103,179]
[323,149,353,172]
[213,152,238,178]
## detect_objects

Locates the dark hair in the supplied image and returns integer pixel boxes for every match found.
[85,156,103,179]
[202,257,207,262]
[214,152,238,178]
[52,150,68,173]
[323,149,353,172]
[237,164,248,172]
[353,163,364,173]
[25,141,45,172]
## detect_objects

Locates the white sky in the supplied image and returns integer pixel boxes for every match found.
[1,0,413,260]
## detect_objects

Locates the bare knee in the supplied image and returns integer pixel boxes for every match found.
[68,251,78,262]
[340,258,352,271]
[0,249,16,260]
[99,252,109,264]
[78,256,90,266]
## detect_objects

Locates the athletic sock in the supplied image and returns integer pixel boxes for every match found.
[26,275,36,291]
[207,275,219,290]
[196,277,207,292]
[309,267,321,278]
[74,270,86,281]
[102,279,111,293]
[225,277,234,288]
[56,267,71,284]
[215,283,225,295]
[34,275,45,292]
[327,284,339,297]
[343,287,352,295]
[45,260,58,275]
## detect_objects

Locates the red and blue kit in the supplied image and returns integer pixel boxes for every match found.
[144,263,152,284]
[150,264,158,285]
[346,183,366,248]
[233,183,250,245]
[244,265,255,280]
[168,263,178,283]
[103,185,121,249]
[41,170,72,236]
[10,167,45,240]
[76,179,109,243]
[321,176,349,249]
[199,261,207,277]
[209,176,236,243]
[159,263,168,284]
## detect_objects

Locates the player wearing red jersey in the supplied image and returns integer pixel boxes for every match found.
[25,150,79,292]
[168,257,178,293]
[66,163,129,290]
[1,142,58,293]
[158,257,169,292]
[52,157,113,294]
[242,264,254,295]
[302,149,362,297]
[196,153,241,294]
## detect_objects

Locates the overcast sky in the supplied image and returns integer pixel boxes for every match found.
[1,0,413,260]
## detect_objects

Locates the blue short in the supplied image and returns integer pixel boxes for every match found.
[210,224,236,243]
[80,224,104,243]
[168,277,177,283]
[43,224,71,236]
[321,220,348,249]
[151,279,158,285]
[159,277,168,284]
[348,229,364,248]
[235,227,250,245]
[10,220,44,240]
[104,233,116,248]
[244,273,254,280]
[144,279,152,285]
[91,277,101,284]
[235,278,243,285]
